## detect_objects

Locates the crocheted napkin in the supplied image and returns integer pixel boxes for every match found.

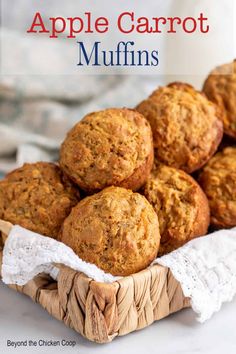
[2,225,236,323]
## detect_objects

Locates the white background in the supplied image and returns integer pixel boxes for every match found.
[1,0,234,76]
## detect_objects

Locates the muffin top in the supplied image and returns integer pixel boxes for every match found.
[198,147,236,228]
[203,60,236,138]
[0,162,80,238]
[60,186,160,276]
[136,82,223,173]
[60,108,153,192]
[143,164,210,255]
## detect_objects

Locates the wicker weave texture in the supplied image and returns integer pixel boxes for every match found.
[0,223,190,343]
[0,252,190,343]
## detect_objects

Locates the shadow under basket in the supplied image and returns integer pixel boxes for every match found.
[0,220,190,344]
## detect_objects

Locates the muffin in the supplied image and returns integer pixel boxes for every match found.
[143,164,210,255]
[0,184,5,219]
[60,186,160,276]
[0,162,80,238]
[136,82,223,173]
[203,60,236,139]
[60,108,154,193]
[198,147,236,229]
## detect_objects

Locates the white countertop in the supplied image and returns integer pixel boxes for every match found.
[0,281,235,354]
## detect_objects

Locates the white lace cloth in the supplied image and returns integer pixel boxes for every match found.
[2,225,236,323]
[2,226,116,284]
[156,228,236,322]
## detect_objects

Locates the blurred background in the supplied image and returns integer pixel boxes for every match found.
[0,0,234,174]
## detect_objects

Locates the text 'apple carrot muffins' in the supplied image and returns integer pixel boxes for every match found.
[143,164,210,256]
[60,108,154,193]
[203,60,236,139]
[60,186,160,276]
[198,147,236,229]
[0,162,80,238]
[136,82,223,173]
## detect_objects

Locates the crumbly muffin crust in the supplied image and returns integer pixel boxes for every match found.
[60,186,160,276]
[198,147,236,228]
[143,164,210,255]
[203,61,236,138]
[0,162,80,238]
[136,82,223,173]
[60,108,154,192]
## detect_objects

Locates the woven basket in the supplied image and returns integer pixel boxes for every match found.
[0,220,190,343]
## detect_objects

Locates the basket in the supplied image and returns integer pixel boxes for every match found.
[0,220,190,343]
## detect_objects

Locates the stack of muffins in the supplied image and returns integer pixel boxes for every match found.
[1,60,236,277]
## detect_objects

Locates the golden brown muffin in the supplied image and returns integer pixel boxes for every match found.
[1,162,80,238]
[0,183,5,219]
[136,82,223,173]
[60,186,160,276]
[198,147,236,229]
[60,108,154,193]
[203,60,236,139]
[143,164,210,255]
